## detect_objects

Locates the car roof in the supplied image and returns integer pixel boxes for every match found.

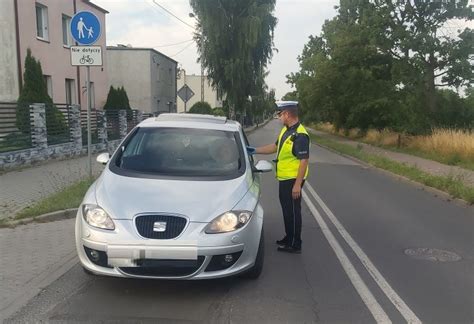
[137,113,241,131]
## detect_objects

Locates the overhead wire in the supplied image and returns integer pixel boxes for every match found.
[152,39,194,48]
[170,41,195,57]
[150,0,196,30]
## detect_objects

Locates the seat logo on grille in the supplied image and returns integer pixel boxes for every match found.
[153,221,167,232]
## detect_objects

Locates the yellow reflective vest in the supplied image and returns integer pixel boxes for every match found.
[275,123,309,181]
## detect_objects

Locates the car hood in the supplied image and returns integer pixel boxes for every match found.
[94,169,251,222]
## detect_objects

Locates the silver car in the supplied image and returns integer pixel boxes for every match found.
[75,113,273,279]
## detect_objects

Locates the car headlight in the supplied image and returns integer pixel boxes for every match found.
[82,204,115,230]
[205,210,252,234]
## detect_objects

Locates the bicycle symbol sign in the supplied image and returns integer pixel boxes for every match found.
[70,46,102,66]
[80,55,94,64]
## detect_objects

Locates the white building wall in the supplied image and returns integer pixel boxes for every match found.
[0,0,19,102]
[107,48,177,114]
[107,49,152,112]
[177,70,223,113]
[151,51,177,113]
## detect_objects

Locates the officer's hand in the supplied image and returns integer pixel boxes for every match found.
[246,146,256,155]
[292,183,302,199]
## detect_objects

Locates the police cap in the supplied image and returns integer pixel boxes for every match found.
[275,101,298,112]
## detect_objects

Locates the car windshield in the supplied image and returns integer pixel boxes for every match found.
[115,127,243,177]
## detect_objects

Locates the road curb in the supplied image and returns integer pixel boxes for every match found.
[0,208,78,228]
[245,118,273,135]
[310,131,472,208]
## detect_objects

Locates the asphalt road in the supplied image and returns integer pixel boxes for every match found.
[7,120,474,323]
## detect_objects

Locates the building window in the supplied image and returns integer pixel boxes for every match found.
[35,3,49,41]
[62,15,71,46]
[65,79,76,104]
[43,75,52,98]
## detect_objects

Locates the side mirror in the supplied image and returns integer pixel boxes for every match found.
[96,152,110,165]
[254,160,273,173]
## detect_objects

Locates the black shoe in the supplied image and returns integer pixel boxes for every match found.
[276,236,288,246]
[277,245,301,254]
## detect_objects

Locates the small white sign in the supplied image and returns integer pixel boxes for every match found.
[70,46,102,66]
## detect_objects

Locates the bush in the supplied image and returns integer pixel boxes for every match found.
[212,108,226,116]
[188,101,213,114]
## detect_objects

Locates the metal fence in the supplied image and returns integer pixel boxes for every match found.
[127,110,137,133]
[46,103,72,145]
[0,102,33,153]
[80,109,100,146]
[105,110,121,140]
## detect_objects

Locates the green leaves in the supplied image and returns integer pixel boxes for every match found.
[104,86,131,110]
[190,0,276,115]
[289,0,473,134]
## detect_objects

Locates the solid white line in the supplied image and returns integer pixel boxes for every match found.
[304,183,422,324]
[301,191,391,324]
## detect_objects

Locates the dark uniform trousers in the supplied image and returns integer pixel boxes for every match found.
[278,178,305,248]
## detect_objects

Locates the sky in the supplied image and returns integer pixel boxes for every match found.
[92,0,339,100]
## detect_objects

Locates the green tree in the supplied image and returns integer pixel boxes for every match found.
[282,91,298,101]
[189,0,277,118]
[118,86,131,109]
[103,86,117,110]
[104,86,131,110]
[288,6,399,132]
[380,1,472,119]
[288,0,473,134]
[17,49,66,136]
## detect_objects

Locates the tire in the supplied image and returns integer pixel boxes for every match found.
[241,228,264,279]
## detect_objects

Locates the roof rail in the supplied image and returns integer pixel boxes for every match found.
[156,113,228,124]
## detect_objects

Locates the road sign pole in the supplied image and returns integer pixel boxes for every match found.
[184,75,187,113]
[70,11,101,179]
[86,65,92,180]
[185,87,188,113]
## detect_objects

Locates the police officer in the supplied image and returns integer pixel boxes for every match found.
[247,101,310,253]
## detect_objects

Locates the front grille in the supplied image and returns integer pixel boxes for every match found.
[119,256,205,277]
[135,215,187,239]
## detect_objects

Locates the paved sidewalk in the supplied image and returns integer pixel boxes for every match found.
[309,129,474,188]
[0,218,77,321]
[0,155,105,220]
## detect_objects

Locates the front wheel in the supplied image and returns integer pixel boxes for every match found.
[241,228,264,279]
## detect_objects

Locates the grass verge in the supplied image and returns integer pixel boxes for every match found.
[311,123,474,172]
[14,178,95,220]
[310,134,474,205]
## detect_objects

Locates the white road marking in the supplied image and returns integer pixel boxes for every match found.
[301,190,392,323]
[304,182,422,324]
